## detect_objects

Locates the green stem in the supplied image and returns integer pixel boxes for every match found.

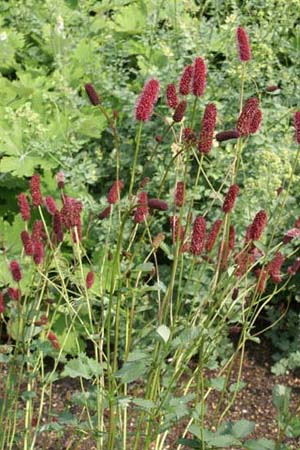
[129,122,143,196]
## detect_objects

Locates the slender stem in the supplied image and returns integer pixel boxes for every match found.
[129,122,143,196]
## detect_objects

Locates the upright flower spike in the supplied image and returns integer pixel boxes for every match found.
[192,57,206,97]
[170,216,186,245]
[191,216,206,256]
[205,219,222,253]
[84,83,100,106]
[179,64,193,96]
[86,271,95,289]
[173,100,187,123]
[294,111,300,144]
[267,252,284,283]
[45,196,58,215]
[237,98,259,136]
[166,83,179,109]
[183,127,197,145]
[134,192,149,223]
[249,108,262,134]
[7,287,21,301]
[9,261,22,282]
[53,211,64,243]
[257,269,268,293]
[220,225,235,270]
[30,174,43,207]
[198,103,217,154]
[236,26,251,62]
[107,180,124,204]
[31,220,46,243]
[33,241,44,265]
[61,196,83,230]
[175,181,185,207]
[18,193,31,222]
[0,292,5,314]
[135,79,160,122]
[222,184,240,213]
[21,231,34,256]
[245,210,268,243]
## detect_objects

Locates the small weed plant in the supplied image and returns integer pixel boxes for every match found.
[0,26,300,450]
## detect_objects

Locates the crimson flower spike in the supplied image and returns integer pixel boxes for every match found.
[222,184,240,214]
[237,98,259,136]
[294,111,300,144]
[191,216,206,256]
[30,174,43,207]
[135,79,160,122]
[173,100,187,123]
[192,57,206,97]
[198,103,217,154]
[134,192,149,223]
[85,83,100,106]
[236,26,251,62]
[175,181,185,207]
[18,193,31,221]
[179,64,193,96]
[107,180,124,204]
[166,83,179,109]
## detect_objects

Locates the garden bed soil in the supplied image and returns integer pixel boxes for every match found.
[1,339,300,449]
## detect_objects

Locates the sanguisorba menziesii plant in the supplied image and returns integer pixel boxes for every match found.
[0,26,300,450]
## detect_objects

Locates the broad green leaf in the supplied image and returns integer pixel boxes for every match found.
[157,324,170,343]
[231,419,255,438]
[0,155,50,177]
[210,376,226,391]
[132,398,156,410]
[229,381,246,392]
[133,262,154,272]
[62,357,92,379]
[171,327,201,349]
[127,350,148,361]
[114,3,147,34]
[244,438,275,450]
[176,438,202,449]
[62,354,101,380]
[206,434,240,447]
[115,360,147,383]
[76,115,106,138]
